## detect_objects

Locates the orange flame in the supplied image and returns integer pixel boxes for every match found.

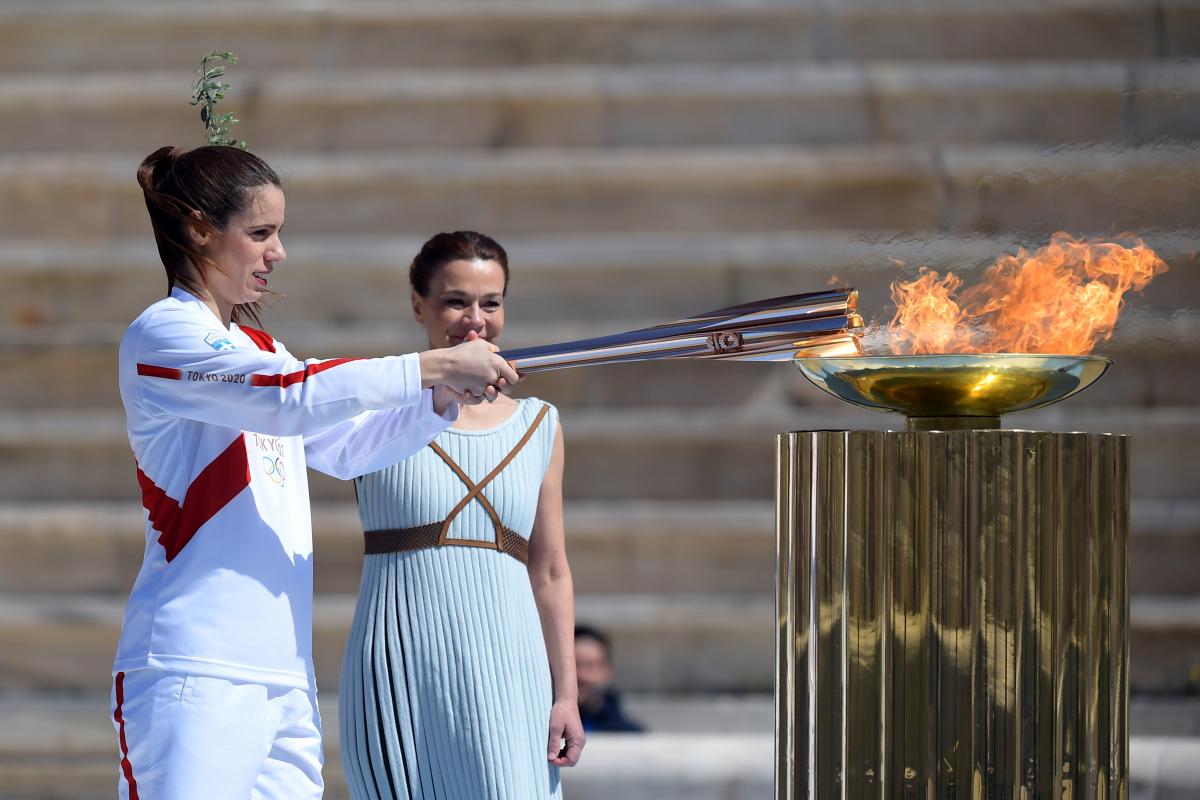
[888,232,1168,355]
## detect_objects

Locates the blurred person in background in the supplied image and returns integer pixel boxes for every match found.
[340,231,583,799]
[575,624,645,733]
[114,146,515,799]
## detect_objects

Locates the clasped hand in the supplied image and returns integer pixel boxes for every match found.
[423,331,520,412]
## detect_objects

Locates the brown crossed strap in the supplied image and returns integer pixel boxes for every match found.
[363,404,549,564]
[429,403,550,551]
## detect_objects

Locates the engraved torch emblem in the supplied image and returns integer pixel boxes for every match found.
[710,331,744,354]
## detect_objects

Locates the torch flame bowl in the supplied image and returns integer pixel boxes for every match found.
[793,353,1111,431]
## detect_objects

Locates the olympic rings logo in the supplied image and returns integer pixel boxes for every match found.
[263,456,286,486]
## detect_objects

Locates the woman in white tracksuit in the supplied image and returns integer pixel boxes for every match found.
[111,145,519,799]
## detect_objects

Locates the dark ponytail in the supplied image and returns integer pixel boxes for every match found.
[137,145,281,324]
[409,231,509,297]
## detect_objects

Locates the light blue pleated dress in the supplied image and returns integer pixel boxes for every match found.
[340,398,563,800]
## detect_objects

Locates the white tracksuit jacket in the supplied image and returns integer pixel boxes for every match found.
[114,288,453,689]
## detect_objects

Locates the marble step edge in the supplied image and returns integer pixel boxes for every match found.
[0,592,1192,693]
[1130,597,1200,630]
[2,0,1187,22]
[0,729,776,800]
[0,733,775,800]
[0,591,773,630]
[6,60,1198,105]
[2,405,1199,447]
[0,0,814,21]
[0,590,1193,629]
[1,739,1197,800]
[1,498,1197,540]
[4,693,1200,755]
[0,695,774,756]
[2,143,1198,183]
[3,230,1197,277]
[2,500,1194,597]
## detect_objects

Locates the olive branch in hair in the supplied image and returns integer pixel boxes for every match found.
[190,51,247,149]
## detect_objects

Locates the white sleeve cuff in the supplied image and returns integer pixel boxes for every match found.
[364,352,425,409]
[423,387,460,423]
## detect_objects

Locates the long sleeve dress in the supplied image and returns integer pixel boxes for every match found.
[340,397,564,799]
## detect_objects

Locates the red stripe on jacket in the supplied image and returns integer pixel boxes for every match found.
[239,325,277,353]
[113,672,140,800]
[136,363,182,380]
[135,435,251,562]
[251,357,360,388]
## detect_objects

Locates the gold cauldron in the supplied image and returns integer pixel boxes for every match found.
[776,353,1128,799]
[794,353,1110,430]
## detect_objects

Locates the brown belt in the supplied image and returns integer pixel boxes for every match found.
[364,522,530,565]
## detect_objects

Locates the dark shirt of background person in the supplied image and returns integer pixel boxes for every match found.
[575,624,645,733]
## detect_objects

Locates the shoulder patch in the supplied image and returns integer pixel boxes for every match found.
[204,332,237,352]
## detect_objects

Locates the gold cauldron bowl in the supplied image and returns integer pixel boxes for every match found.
[793,353,1111,431]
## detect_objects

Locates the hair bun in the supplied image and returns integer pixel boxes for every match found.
[136,145,183,192]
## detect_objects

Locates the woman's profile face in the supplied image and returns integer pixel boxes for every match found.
[193,184,287,312]
[412,258,506,349]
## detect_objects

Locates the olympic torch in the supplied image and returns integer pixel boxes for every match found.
[500,289,863,373]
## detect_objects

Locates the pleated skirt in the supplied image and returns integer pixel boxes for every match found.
[339,545,562,800]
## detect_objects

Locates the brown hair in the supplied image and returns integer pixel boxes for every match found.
[136,145,282,324]
[409,231,509,297]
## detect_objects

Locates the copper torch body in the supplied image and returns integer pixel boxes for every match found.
[776,430,1130,799]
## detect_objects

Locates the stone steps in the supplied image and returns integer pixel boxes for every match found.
[6,738,1200,800]
[3,0,1195,75]
[0,694,771,763]
[3,499,1197,596]
[0,405,795,503]
[5,61,1197,153]
[0,5,1196,791]
[0,591,775,695]
[0,590,1196,695]
[1128,597,1200,694]
[2,405,1199,503]
[2,693,1199,799]
[0,500,778,596]
[0,693,774,799]
[1131,501,1200,599]
[0,695,773,800]
[5,691,1197,754]
[1134,696,1200,738]
[3,146,1198,240]
[3,231,1196,328]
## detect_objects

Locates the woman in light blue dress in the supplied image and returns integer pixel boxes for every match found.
[340,231,584,799]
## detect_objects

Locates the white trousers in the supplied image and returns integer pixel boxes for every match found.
[110,669,323,799]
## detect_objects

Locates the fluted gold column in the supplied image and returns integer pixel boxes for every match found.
[776,430,1129,799]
